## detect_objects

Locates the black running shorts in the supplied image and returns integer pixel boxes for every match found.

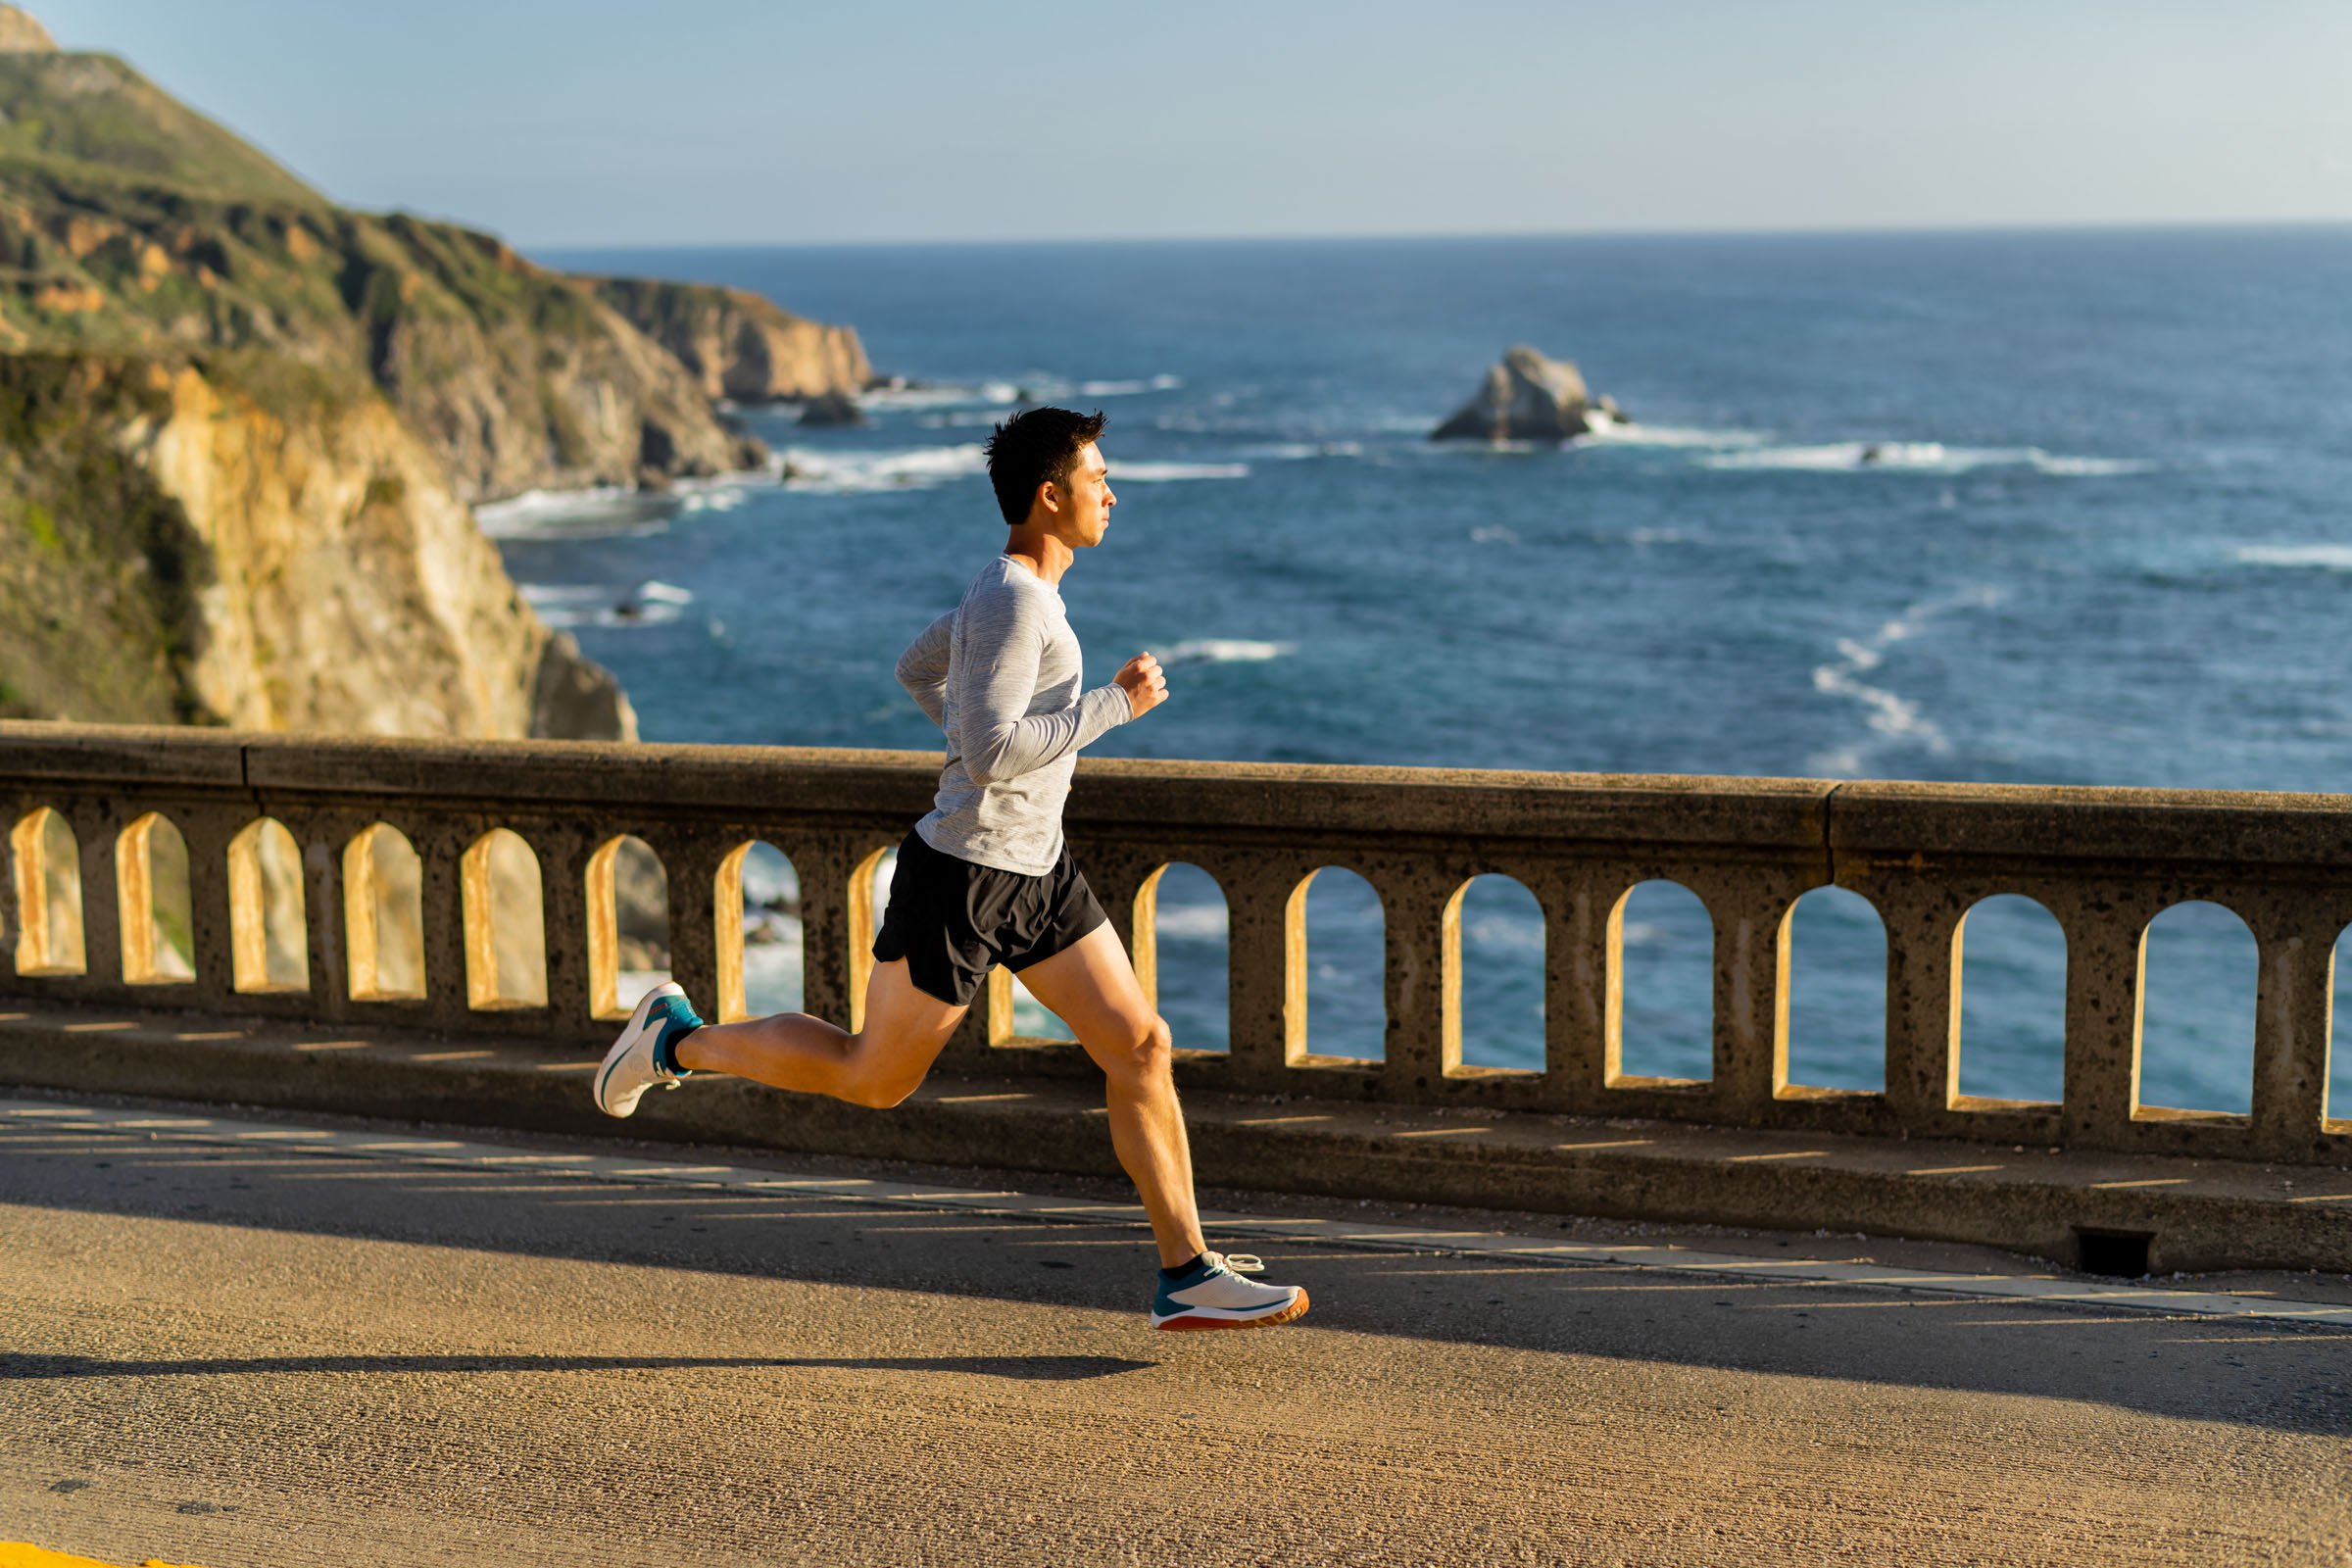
[871,827,1107,1007]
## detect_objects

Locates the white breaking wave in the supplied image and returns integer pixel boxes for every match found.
[1080,373,1183,397]
[1111,461,1250,482]
[1241,440,1365,462]
[1152,903,1231,940]
[1463,914,1544,954]
[1703,442,2148,476]
[863,371,1174,413]
[780,444,988,494]
[1161,638,1294,665]
[1577,419,1766,449]
[1805,586,2003,775]
[2234,544,2352,571]
[2033,454,2152,476]
[860,381,1023,413]
[474,486,661,539]
[520,581,693,630]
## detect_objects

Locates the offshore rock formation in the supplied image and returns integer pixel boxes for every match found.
[0,7,873,743]
[1432,345,1623,444]
[592,276,872,405]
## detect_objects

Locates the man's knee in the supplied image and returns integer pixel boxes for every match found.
[836,1033,931,1108]
[1101,1014,1174,1089]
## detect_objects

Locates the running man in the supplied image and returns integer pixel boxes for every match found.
[593,407,1307,1332]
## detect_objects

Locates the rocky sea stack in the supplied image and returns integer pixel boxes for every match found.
[1431,345,1628,444]
[0,6,872,741]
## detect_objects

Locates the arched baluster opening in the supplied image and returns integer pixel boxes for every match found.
[1298,866,1385,1062]
[1452,873,1543,1072]
[847,843,898,1034]
[588,835,670,1020]
[2138,900,2256,1116]
[2331,922,2352,1127]
[1610,879,1712,1085]
[1138,861,1229,1054]
[717,841,803,1022]
[227,816,308,994]
[118,812,194,985]
[462,828,547,1010]
[1957,895,2067,1105]
[11,807,86,976]
[343,823,424,1003]
[1786,886,1888,1093]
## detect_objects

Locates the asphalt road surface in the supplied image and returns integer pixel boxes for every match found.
[3,1101,2348,1567]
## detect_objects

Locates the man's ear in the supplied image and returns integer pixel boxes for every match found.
[1035,479,1061,515]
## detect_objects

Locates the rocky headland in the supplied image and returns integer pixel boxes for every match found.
[1431,344,1628,444]
[0,5,871,743]
[591,276,873,407]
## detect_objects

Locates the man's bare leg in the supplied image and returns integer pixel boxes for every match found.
[1011,922,1208,1268]
[674,958,966,1109]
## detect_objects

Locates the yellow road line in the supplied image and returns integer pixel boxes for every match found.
[1,1544,207,1568]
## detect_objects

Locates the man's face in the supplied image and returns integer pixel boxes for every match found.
[1054,441,1116,545]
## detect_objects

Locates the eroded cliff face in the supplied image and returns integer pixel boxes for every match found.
[591,276,874,404]
[0,14,865,748]
[0,353,630,739]
[128,361,632,737]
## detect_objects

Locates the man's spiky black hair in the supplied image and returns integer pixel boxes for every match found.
[983,407,1106,526]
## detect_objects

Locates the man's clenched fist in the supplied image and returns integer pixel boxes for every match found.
[1115,651,1168,719]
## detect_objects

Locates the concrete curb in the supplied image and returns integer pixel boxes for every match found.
[4,1000,2348,1274]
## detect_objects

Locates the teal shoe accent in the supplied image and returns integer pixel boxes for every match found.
[648,995,705,1077]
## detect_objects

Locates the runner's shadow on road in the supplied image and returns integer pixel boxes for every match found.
[8,1122,2349,1436]
[0,1351,1148,1382]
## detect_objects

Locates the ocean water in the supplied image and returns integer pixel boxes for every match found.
[514,228,2352,1112]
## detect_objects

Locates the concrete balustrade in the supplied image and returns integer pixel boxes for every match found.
[5,721,2352,1168]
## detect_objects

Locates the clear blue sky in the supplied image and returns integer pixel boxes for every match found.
[31,0,2352,247]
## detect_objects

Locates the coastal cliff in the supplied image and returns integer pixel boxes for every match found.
[0,353,629,738]
[0,6,865,742]
[592,276,873,404]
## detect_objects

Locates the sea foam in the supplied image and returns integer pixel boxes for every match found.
[1702,442,2148,476]
[474,486,661,539]
[781,444,988,494]
[1804,585,2003,774]
[1111,461,1250,482]
[1161,638,1294,665]
[2234,544,2352,571]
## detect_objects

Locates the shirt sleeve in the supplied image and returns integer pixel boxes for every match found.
[895,610,955,728]
[954,585,1131,787]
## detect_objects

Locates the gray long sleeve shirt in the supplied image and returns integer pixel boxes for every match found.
[897,555,1133,874]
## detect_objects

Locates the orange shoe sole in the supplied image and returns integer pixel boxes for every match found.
[1153,1288,1310,1331]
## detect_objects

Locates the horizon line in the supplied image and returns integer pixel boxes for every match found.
[516,215,2352,257]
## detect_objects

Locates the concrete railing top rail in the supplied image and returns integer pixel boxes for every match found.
[5,720,2352,1168]
[15,722,2352,864]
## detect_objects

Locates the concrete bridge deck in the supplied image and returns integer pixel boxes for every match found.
[4,1096,2349,1567]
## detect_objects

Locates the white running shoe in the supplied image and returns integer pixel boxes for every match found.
[593,981,702,1118]
[1150,1251,1309,1331]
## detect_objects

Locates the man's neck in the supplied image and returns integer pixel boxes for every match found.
[1004,530,1074,586]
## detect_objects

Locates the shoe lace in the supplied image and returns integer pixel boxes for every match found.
[1216,1253,1266,1275]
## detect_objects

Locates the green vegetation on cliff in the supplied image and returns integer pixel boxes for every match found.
[0,354,213,722]
[0,39,789,501]
[0,8,859,737]
[0,49,319,207]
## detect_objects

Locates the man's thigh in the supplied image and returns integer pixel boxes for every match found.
[1011,922,1155,1058]
[858,956,969,1069]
